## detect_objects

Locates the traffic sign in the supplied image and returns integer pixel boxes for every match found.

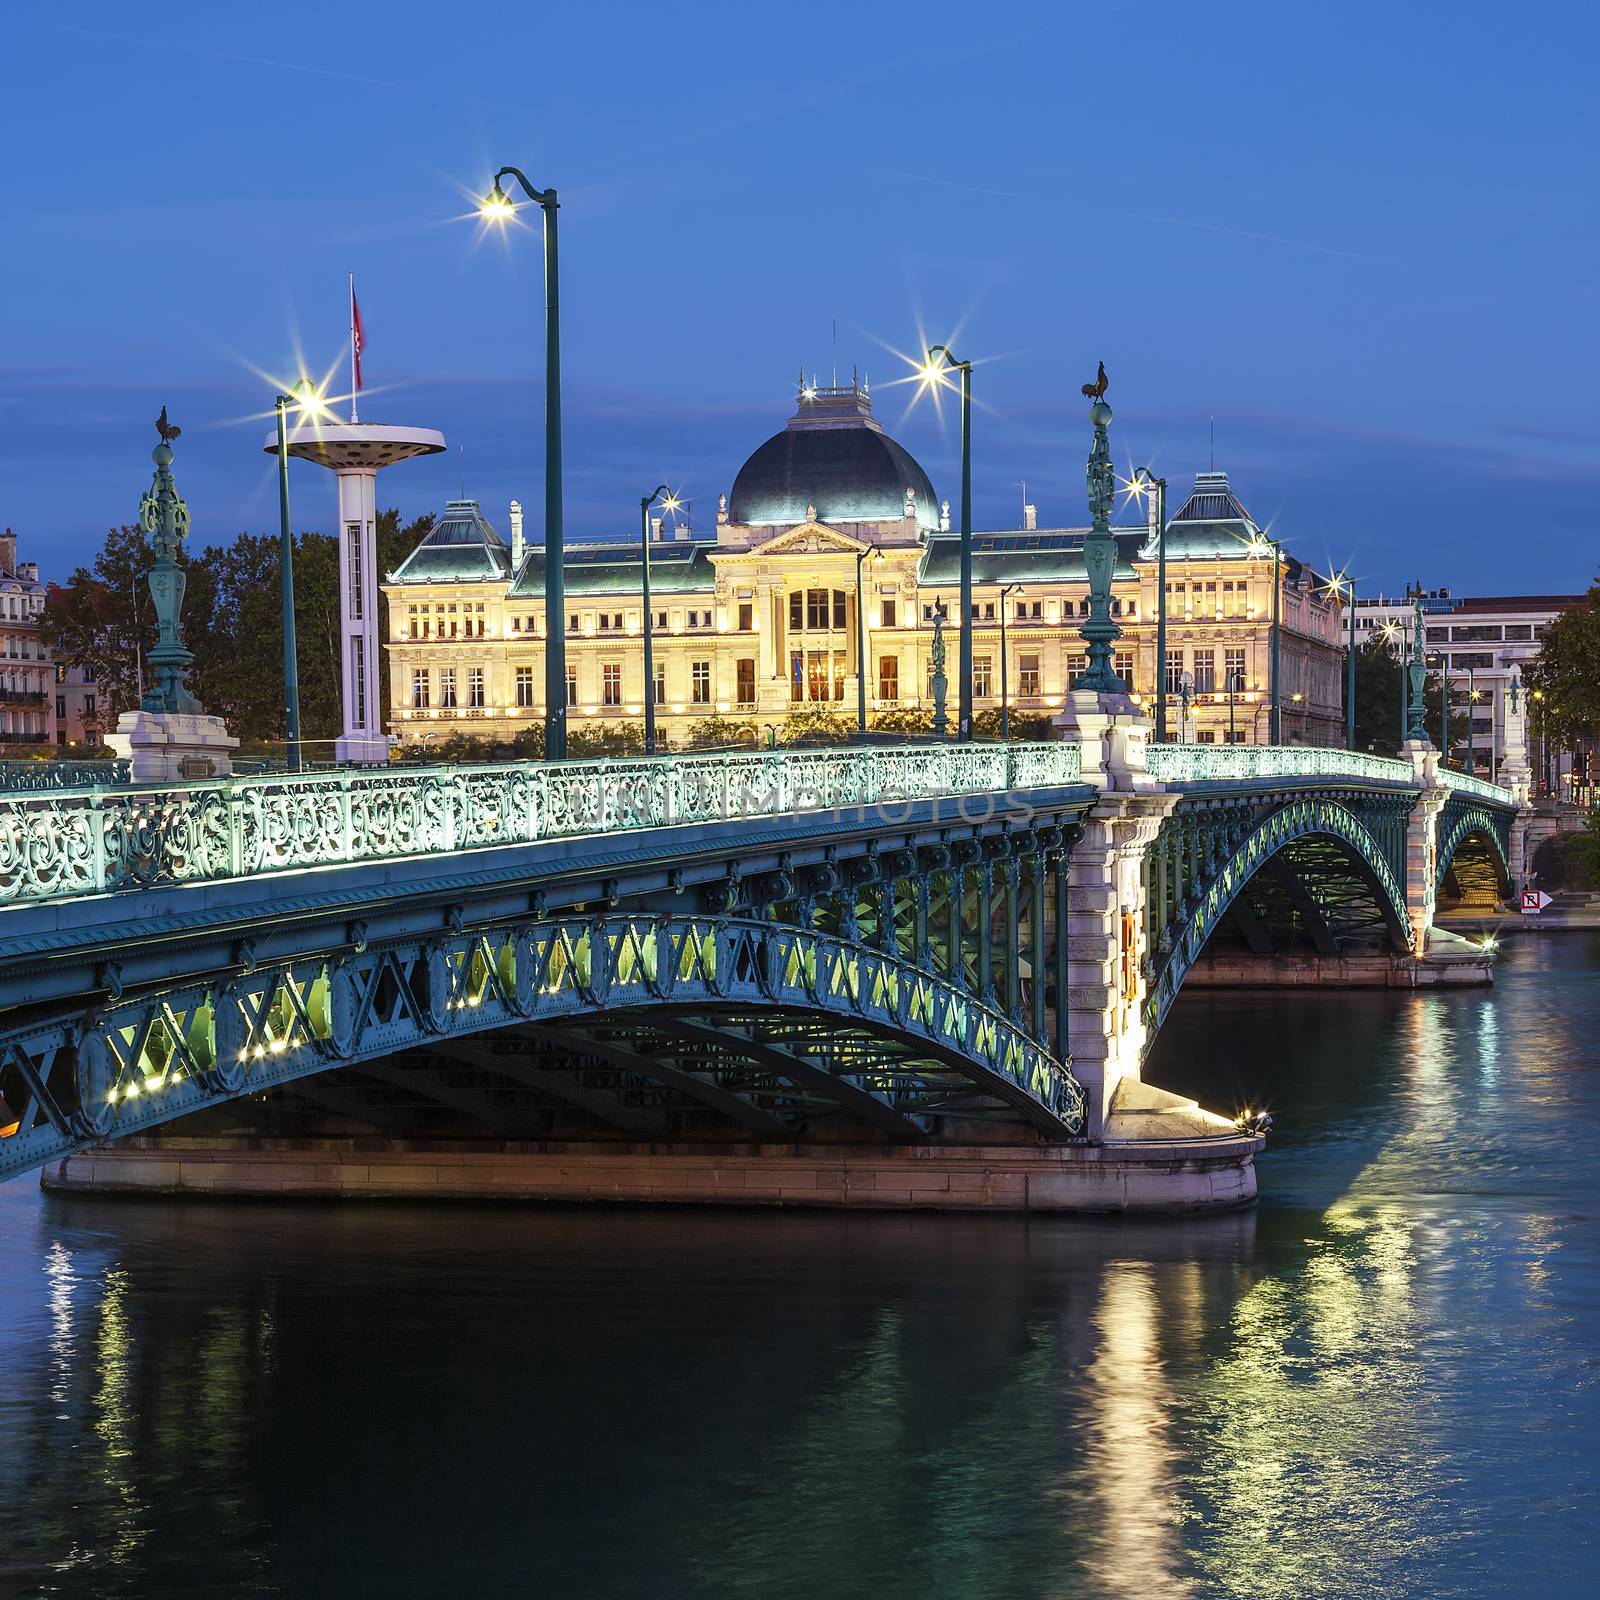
[1521,889,1553,915]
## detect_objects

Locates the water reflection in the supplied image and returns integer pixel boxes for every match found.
[0,934,1596,1599]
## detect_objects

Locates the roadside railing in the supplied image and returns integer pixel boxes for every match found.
[1145,744,1419,787]
[0,741,1084,907]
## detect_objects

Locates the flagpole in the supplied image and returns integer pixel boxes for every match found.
[349,272,359,424]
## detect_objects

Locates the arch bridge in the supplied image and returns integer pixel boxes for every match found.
[0,739,1520,1189]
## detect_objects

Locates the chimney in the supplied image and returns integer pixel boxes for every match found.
[1023,503,1038,531]
[0,528,14,577]
[651,515,663,542]
[509,500,525,568]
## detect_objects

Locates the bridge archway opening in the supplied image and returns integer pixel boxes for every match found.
[1437,829,1512,911]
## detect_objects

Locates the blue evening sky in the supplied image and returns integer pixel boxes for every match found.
[2,0,1596,600]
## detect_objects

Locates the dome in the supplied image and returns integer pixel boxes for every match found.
[728,382,939,531]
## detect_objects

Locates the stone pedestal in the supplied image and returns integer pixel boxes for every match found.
[1400,740,1447,952]
[335,732,392,765]
[107,710,238,783]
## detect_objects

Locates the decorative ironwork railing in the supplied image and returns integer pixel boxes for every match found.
[1438,768,1515,805]
[1145,744,1418,787]
[0,759,131,791]
[0,742,1083,907]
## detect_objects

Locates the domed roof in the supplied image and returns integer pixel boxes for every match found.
[729,382,939,531]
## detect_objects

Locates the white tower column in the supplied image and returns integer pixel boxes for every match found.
[264,421,445,766]
[334,468,386,762]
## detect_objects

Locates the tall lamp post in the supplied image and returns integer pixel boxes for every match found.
[1430,654,1448,763]
[1466,667,1479,774]
[1129,469,1169,740]
[1330,570,1356,751]
[999,581,1021,740]
[1226,666,1245,744]
[272,379,326,772]
[917,345,974,740]
[638,485,679,756]
[1250,535,1284,742]
[854,543,879,736]
[481,167,567,760]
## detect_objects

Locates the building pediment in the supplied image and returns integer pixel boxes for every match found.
[748,520,871,558]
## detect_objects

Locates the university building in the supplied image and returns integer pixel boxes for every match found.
[382,380,1345,747]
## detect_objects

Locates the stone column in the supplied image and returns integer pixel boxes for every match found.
[1066,792,1177,1140]
[1402,739,1447,952]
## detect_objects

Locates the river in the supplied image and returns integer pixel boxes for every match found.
[1,932,1596,1599]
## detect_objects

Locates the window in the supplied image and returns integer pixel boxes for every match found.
[1114,651,1134,690]
[408,607,419,639]
[684,608,712,630]
[738,601,753,632]
[1192,649,1216,694]
[736,658,756,705]
[351,637,367,724]
[511,617,522,633]
[974,656,992,698]
[1165,650,1184,695]
[1425,626,1449,643]
[654,661,666,705]
[1452,651,1494,669]
[1225,648,1247,692]
[790,651,804,702]
[1451,624,1502,643]
[1067,653,1088,688]
[881,596,897,628]
[1225,730,1245,744]
[411,669,429,709]
[466,666,484,709]
[1502,624,1532,642]
[1197,730,1217,744]
[691,661,711,704]
[440,668,457,709]
[83,693,96,719]
[598,612,623,632]
[516,666,535,708]
[878,656,899,701]
[565,665,577,707]
[602,663,622,706]
[1019,654,1040,697]
[55,695,65,719]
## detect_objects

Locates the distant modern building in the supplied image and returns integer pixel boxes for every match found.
[0,529,53,748]
[1353,588,1583,785]
[381,378,1346,749]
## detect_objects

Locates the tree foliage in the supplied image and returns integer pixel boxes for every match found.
[1350,636,1461,758]
[1523,582,1600,747]
[41,511,431,748]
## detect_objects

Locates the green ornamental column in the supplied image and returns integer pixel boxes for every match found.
[1406,593,1428,743]
[141,414,202,715]
[1077,390,1124,693]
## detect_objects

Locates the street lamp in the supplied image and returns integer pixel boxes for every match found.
[273,378,328,772]
[1226,665,1246,745]
[1248,535,1284,742]
[854,543,880,736]
[1127,469,1169,741]
[916,345,974,741]
[638,485,679,755]
[1467,667,1480,774]
[481,166,567,760]
[1428,653,1448,763]
[1178,669,1194,742]
[999,581,1022,741]
[1327,570,1356,751]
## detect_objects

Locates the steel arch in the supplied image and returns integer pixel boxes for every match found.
[1143,796,1413,1044]
[0,915,1085,1181]
[1435,799,1513,897]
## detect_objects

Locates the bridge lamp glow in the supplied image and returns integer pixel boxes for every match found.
[290,378,330,420]
[479,183,516,222]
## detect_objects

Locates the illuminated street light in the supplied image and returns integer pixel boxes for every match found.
[272,378,326,772]
[1326,569,1356,751]
[480,165,567,759]
[915,344,975,741]
[639,485,679,755]
[999,581,1022,741]
[1248,535,1284,743]
[1127,469,1169,741]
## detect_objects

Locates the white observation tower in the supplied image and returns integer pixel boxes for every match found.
[262,285,445,762]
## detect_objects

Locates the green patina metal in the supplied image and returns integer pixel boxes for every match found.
[1076,394,1123,693]
[138,428,200,716]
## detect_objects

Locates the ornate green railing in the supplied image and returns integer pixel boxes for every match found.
[0,759,131,791]
[1438,768,1515,805]
[0,742,1083,907]
[1145,744,1418,787]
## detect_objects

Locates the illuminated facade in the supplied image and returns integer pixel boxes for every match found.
[382,381,1345,747]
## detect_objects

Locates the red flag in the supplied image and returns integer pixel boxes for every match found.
[351,288,366,391]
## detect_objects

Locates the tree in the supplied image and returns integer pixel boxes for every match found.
[1350,636,1461,758]
[778,707,854,746]
[972,708,1056,741]
[684,716,755,750]
[41,509,432,750]
[1524,581,1600,752]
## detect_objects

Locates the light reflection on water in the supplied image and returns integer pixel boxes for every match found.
[0,933,1596,1599]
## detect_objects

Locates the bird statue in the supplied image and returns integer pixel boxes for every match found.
[1080,361,1108,402]
[155,406,182,443]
